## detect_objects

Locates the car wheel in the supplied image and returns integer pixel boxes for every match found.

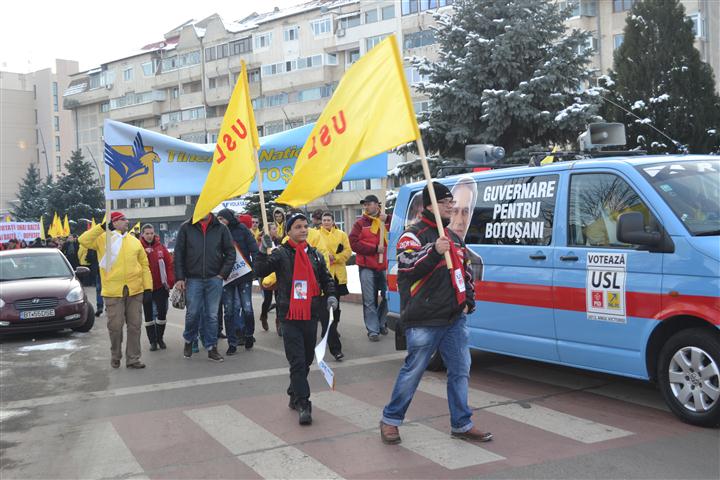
[73,303,95,333]
[657,328,720,427]
[426,350,446,372]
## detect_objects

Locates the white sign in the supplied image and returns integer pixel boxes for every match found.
[0,222,42,242]
[586,252,627,324]
[314,309,335,390]
[223,245,252,286]
[212,199,246,213]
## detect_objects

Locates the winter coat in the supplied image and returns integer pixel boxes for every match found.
[349,214,391,271]
[61,240,80,269]
[174,215,235,280]
[254,242,336,321]
[78,224,152,298]
[318,226,351,285]
[396,210,475,328]
[140,235,175,291]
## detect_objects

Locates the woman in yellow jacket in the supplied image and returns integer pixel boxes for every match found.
[318,211,352,361]
[79,212,153,369]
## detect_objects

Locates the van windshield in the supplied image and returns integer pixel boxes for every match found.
[638,160,720,236]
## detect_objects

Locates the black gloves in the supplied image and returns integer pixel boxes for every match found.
[336,243,344,254]
[327,296,338,311]
[261,234,274,251]
[143,290,152,304]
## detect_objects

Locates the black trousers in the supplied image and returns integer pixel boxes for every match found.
[319,295,342,356]
[261,289,276,314]
[280,316,318,405]
[142,288,169,324]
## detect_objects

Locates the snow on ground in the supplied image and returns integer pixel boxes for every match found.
[18,340,80,352]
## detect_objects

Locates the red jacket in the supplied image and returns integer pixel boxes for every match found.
[140,235,175,291]
[349,214,391,271]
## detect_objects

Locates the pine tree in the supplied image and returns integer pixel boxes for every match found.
[11,163,47,221]
[410,0,602,163]
[603,0,720,153]
[46,150,105,233]
[243,191,280,228]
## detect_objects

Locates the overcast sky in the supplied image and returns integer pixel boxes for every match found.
[1,0,300,74]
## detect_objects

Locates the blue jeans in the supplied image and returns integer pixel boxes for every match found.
[382,314,473,433]
[183,277,223,349]
[237,281,255,340]
[359,267,387,336]
[221,280,254,347]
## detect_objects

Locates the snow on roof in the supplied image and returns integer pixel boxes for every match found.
[225,0,358,33]
[63,79,88,97]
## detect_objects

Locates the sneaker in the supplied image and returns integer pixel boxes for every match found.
[380,422,401,445]
[245,337,255,350]
[192,340,199,353]
[226,345,237,356]
[183,342,192,358]
[208,347,224,362]
[111,359,120,369]
[333,352,345,362]
[368,334,380,342]
[380,327,389,335]
[149,343,158,351]
[451,427,493,442]
[298,400,312,425]
[127,362,146,369]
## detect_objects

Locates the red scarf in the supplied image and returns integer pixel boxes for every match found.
[287,239,320,320]
[421,216,466,307]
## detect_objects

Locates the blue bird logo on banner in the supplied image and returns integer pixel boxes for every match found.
[105,132,160,190]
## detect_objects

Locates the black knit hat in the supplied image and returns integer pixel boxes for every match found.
[422,181,453,207]
[216,208,237,225]
[285,211,307,233]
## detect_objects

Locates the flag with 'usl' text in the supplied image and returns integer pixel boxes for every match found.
[192,61,260,223]
[276,35,420,207]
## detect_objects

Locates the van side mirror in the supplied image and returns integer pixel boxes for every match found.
[617,212,661,247]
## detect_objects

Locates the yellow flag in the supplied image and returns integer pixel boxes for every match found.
[192,61,260,223]
[39,216,46,240]
[3,215,11,222]
[90,218,97,229]
[50,213,61,237]
[277,35,419,207]
[541,146,560,165]
[63,214,70,236]
[133,221,141,232]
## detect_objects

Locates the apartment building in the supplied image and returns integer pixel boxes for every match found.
[563,0,719,91]
[0,59,79,216]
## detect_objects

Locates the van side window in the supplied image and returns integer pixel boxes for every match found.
[568,173,653,248]
[467,175,558,246]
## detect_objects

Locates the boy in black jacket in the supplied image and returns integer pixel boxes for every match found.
[255,211,337,425]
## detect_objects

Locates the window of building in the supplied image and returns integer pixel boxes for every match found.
[688,13,704,38]
[284,26,300,42]
[141,61,155,76]
[190,195,199,204]
[248,68,260,83]
[265,120,285,135]
[413,100,430,113]
[56,156,61,171]
[402,0,419,15]
[568,173,653,247]
[123,67,133,81]
[209,77,216,89]
[55,136,60,151]
[298,54,323,69]
[613,0,634,12]
[339,14,361,30]
[311,18,332,36]
[180,107,206,121]
[326,53,338,65]
[217,43,229,59]
[403,30,436,50]
[52,82,59,112]
[53,116,59,131]
[266,92,288,107]
[366,34,389,51]
[183,81,202,93]
[170,87,179,99]
[231,37,253,55]
[613,34,624,50]
[159,197,171,206]
[254,32,273,50]
[205,46,217,61]
[173,196,186,205]
[33,85,37,99]
[116,199,127,209]
[382,5,396,20]
[365,9,378,24]
[347,49,360,65]
[404,66,430,84]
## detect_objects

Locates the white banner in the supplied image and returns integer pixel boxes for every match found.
[314,308,335,390]
[0,222,41,242]
[586,252,627,324]
[223,245,252,286]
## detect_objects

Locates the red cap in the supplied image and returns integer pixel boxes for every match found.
[110,211,126,223]
[238,214,253,229]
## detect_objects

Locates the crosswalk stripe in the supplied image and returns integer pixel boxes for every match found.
[74,422,148,479]
[419,377,633,444]
[185,405,343,479]
[239,446,344,480]
[313,390,505,470]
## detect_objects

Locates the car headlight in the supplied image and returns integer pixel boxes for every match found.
[65,286,84,303]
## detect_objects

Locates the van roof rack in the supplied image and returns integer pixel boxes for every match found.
[527,150,647,167]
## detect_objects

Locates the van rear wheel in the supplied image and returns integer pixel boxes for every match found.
[657,328,720,427]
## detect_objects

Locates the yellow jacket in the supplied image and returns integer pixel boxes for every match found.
[318,226,351,285]
[280,228,331,267]
[79,224,152,298]
[78,245,89,266]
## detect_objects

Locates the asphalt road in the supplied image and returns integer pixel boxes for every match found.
[0,289,718,479]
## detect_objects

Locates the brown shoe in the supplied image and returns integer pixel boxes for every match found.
[260,312,269,331]
[126,362,146,369]
[111,359,120,369]
[451,427,493,442]
[380,422,401,445]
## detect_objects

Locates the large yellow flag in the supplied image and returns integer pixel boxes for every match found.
[192,61,260,223]
[63,215,71,236]
[277,35,420,207]
[50,213,61,237]
[39,216,46,240]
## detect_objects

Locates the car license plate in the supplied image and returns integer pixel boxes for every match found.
[20,309,55,319]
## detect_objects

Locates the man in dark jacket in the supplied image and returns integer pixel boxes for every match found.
[61,234,80,269]
[174,213,235,362]
[349,194,391,341]
[256,211,337,426]
[379,182,492,445]
[216,208,259,353]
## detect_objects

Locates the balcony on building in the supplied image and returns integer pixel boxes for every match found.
[108,90,167,122]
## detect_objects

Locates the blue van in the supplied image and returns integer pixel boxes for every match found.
[387,155,719,426]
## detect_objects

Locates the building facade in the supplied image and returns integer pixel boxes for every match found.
[0,59,79,216]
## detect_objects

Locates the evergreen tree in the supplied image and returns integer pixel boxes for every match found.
[410,0,602,163]
[46,150,105,233]
[603,0,720,153]
[11,163,47,221]
[243,191,280,228]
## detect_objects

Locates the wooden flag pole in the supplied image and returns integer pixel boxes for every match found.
[378,177,387,264]
[104,199,112,273]
[415,139,453,270]
[253,150,272,254]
